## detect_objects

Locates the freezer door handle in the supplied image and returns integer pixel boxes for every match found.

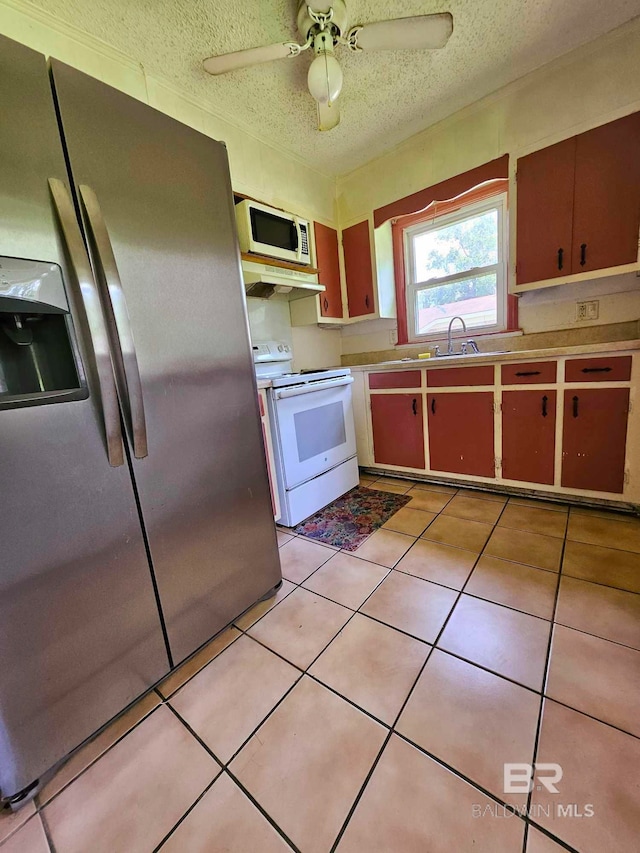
[48,178,125,467]
[79,184,148,459]
[275,376,354,399]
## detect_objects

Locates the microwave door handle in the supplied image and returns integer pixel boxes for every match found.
[293,216,303,262]
[48,178,125,467]
[78,184,148,459]
[275,376,354,399]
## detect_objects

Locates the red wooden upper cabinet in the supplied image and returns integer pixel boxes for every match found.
[427,392,495,478]
[516,137,576,285]
[371,393,425,469]
[571,112,640,274]
[314,222,343,319]
[342,220,375,318]
[561,388,629,493]
[516,110,640,286]
[502,390,556,485]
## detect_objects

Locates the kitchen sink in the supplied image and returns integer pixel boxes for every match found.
[434,350,508,358]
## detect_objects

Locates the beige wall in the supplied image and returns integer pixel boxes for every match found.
[337,18,640,358]
[0,0,343,366]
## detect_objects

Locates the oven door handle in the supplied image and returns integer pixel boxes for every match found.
[275,376,354,399]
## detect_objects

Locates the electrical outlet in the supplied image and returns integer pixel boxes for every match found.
[389,329,398,345]
[576,300,599,321]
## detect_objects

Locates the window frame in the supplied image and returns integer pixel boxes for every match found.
[402,193,508,344]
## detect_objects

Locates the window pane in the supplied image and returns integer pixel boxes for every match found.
[415,272,497,335]
[412,209,498,282]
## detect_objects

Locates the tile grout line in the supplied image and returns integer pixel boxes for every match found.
[169,494,638,849]
[151,776,219,853]
[37,807,56,853]
[34,695,165,811]
[329,494,514,851]
[521,517,569,853]
[162,703,301,853]
[160,560,403,853]
[227,546,420,852]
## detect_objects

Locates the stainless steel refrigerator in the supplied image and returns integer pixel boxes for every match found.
[0,33,281,805]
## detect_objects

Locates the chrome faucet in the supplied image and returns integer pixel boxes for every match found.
[447,316,467,355]
[432,316,481,357]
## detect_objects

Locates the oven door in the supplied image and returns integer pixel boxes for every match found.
[273,377,356,490]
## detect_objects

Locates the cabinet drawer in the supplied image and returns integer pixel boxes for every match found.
[501,361,557,384]
[427,365,494,387]
[565,356,631,382]
[369,370,421,389]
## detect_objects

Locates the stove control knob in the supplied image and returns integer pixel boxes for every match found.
[284,345,290,352]
[278,345,284,352]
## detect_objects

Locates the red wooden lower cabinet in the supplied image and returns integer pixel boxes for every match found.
[427,392,495,477]
[561,388,629,493]
[502,390,556,485]
[371,394,425,469]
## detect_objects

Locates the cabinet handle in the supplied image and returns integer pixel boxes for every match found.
[557,248,564,270]
[365,293,370,310]
[430,398,436,415]
[412,397,418,416]
[542,395,548,418]
[572,395,579,418]
[581,366,612,374]
[323,297,329,311]
[515,370,541,377]
[580,243,587,266]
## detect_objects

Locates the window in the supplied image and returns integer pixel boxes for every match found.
[402,195,507,342]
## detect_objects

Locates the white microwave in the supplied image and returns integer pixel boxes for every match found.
[235,199,311,266]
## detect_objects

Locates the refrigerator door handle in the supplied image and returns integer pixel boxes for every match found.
[78,184,149,459]
[48,178,125,467]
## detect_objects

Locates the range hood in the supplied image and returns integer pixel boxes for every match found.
[241,259,325,300]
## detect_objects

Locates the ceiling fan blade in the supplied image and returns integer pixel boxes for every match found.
[349,13,453,52]
[317,99,340,132]
[203,42,298,75]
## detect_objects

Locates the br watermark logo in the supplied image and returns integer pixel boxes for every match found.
[471,763,595,820]
[504,762,563,794]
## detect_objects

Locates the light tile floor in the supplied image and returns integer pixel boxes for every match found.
[2,474,640,852]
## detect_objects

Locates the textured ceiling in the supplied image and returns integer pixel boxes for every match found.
[30,0,640,175]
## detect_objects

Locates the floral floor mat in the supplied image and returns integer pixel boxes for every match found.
[293,486,411,551]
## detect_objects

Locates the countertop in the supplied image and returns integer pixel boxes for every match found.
[347,339,640,371]
[256,378,273,390]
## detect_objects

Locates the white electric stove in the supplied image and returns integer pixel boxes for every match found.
[253,341,359,526]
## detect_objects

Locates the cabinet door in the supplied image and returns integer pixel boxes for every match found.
[314,222,343,318]
[502,390,556,485]
[561,389,629,493]
[427,392,495,477]
[572,112,640,273]
[371,394,424,469]
[516,137,576,284]
[343,220,375,317]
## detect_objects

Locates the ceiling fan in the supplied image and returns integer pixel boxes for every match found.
[203,2,453,131]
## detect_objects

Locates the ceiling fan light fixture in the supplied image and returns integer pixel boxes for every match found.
[307,51,343,104]
[307,31,342,105]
